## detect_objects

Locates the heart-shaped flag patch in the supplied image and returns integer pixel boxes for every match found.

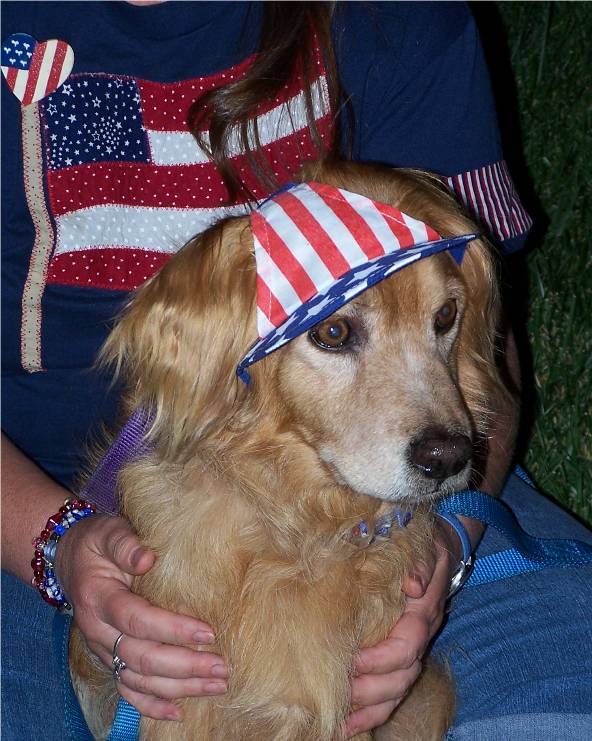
[1,33,74,105]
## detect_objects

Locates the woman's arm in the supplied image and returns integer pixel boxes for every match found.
[2,434,228,721]
[2,434,67,581]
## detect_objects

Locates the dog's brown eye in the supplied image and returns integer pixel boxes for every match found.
[309,318,352,350]
[434,300,457,334]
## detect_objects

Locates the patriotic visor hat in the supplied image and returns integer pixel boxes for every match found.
[236,182,478,384]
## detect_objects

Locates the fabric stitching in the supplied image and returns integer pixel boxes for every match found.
[20,103,55,373]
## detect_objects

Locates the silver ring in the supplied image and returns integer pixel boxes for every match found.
[112,632,127,682]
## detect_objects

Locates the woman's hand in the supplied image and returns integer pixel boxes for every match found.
[345,520,461,737]
[55,514,228,721]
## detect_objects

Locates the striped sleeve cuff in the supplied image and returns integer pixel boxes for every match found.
[446,160,532,246]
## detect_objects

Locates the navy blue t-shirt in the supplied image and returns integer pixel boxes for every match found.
[2,1,531,488]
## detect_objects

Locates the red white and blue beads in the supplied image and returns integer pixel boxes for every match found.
[31,497,96,613]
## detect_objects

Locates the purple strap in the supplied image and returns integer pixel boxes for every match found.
[79,408,152,514]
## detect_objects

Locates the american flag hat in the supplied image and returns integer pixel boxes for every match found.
[236,182,477,384]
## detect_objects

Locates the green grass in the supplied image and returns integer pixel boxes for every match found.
[482,2,592,524]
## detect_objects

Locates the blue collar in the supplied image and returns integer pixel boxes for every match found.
[351,508,413,549]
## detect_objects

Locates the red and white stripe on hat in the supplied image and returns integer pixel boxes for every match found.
[252,182,441,339]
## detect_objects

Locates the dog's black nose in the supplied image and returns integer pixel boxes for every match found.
[407,428,472,481]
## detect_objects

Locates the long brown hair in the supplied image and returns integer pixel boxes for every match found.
[187,2,344,203]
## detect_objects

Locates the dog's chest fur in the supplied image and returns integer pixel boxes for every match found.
[72,445,437,741]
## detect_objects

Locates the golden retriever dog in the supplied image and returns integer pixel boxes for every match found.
[70,161,507,740]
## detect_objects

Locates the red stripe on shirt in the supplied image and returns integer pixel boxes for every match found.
[137,56,254,131]
[476,167,500,239]
[21,43,45,106]
[482,166,505,239]
[491,162,512,239]
[6,66,18,88]
[46,248,170,290]
[469,168,488,234]
[139,49,323,132]
[43,41,68,99]
[499,160,531,234]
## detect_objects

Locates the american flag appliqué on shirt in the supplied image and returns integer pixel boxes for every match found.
[236,182,477,383]
[38,60,331,291]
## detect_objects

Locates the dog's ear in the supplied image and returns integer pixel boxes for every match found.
[363,165,512,437]
[101,217,258,458]
[392,169,509,435]
[454,232,509,435]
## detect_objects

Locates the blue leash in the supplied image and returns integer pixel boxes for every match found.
[107,700,141,741]
[437,467,592,587]
[62,467,592,739]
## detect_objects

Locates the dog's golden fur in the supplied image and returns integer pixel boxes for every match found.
[70,162,508,740]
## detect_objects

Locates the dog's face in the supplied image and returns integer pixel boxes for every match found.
[273,252,473,502]
[104,162,504,506]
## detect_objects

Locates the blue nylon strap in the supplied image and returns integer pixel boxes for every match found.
[469,549,551,586]
[108,698,141,741]
[437,471,592,587]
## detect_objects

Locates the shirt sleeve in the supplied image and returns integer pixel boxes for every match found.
[334,1,531,253]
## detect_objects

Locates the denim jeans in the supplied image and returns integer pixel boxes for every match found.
[434,473,592,739]
[2,472,592,740]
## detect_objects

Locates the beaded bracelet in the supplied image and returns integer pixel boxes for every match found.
[31,497,96,613]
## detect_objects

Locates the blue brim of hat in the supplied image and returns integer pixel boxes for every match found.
[237,233,477,384]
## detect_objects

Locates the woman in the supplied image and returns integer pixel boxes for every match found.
[3,3,590,739]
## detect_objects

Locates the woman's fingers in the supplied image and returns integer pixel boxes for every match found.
[101,524,156,576]
[91,635,229,704]
[351,660,421,706]
[117,665,227,702]
[355,611,431,677]
[102,586,216,647]
[402,550,437,598]
[345,699,398,738]
[98,634,228,681]
[116,683,184,722]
